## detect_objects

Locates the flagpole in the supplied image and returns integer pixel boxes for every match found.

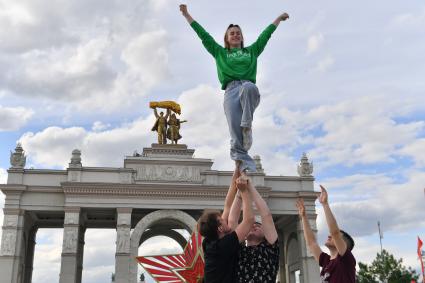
[378,221,383,254]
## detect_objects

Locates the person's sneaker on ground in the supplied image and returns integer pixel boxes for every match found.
[242,127,252,151]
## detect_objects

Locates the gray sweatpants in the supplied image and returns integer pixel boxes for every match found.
[223,80,260,172]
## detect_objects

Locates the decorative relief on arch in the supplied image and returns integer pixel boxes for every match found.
[63,229,78,253]
[1,229,17,256]
[135,165,202,182]
[116,227,131,253]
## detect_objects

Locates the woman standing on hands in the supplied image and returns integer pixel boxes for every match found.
[180,4,289,172]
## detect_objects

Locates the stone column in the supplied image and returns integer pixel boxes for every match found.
[23,226,38,283]
[59,207,85,283]
[0,209,26,283]
[297,216,320,283]
[276,228,287,283]
[115,208,132,283]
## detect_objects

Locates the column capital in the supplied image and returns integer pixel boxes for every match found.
[64,209,81,227]
[0,184,27,195]
[64,207,81,213]
[117,207,133,214]
[117,209,132,228]
[3,208,25,216]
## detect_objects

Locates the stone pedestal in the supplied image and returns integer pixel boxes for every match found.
[125,144,213,184]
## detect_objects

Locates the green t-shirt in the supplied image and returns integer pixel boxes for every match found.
[190,21,277,90]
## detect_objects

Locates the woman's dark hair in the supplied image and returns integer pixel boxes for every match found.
[224,24,244,49]
[198,210,221,241]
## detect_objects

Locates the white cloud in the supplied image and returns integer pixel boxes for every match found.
[32,229,63,283]
[17,84,230,169]
[307,33,324,54]
[17,86,425,177]
[0,169,5,239]
[20,126,87,168]
[316,170,425,239]
[139,236,183,256]
[391,8,425,29]
[0,0,171,112]
[302,96,424,168]
[0,167,7,184]
[314,55,334,73]
[399,138,425,167]
[92,121,110,132]
[0,105,34,131]
[121,29,170,87]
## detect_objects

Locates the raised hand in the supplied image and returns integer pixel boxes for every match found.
[179,4,188,16]
[280,12,289,21]
[318,185,328,205]
[236,175,249,192]
[296,198,306,217]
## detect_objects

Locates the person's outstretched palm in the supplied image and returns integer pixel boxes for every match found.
[318,185,328,204]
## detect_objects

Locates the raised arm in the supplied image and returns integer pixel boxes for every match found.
[221,166,240,224]
[249,12,288,57]
[272,12,289,27]
[228,190,242,230]
[234,176,255,242]
[153,108,159,118]
[248,182,278,244]
[319,185,347,256]
[179,4,220,57]
[296,198,322,262]
[179,4,194,24]
[165,108,171,120]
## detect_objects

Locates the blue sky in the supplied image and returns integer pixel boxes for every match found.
[1,0,425,282]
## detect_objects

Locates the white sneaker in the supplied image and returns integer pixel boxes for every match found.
[242,127,252,151]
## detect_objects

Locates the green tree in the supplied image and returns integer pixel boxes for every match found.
[357,249,419,283]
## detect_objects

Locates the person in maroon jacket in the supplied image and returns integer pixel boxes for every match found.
[296,185,356,283]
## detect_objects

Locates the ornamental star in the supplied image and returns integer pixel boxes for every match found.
[172,251,204,283]
[136,231,204,283]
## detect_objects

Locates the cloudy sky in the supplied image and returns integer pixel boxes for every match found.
[1,0,425,282]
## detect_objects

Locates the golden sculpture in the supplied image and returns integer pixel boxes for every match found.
[167,113,187,144]
[150,101,186,144]
[151,108,170,144]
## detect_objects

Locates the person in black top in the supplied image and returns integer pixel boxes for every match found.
[228,176,280,282]
[198,166,254,283]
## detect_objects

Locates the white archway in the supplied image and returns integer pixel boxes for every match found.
[129,210,197,283]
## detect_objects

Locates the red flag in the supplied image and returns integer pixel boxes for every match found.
[418,236,424,282]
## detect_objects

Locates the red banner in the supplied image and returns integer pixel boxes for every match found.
[418,236,424,283]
